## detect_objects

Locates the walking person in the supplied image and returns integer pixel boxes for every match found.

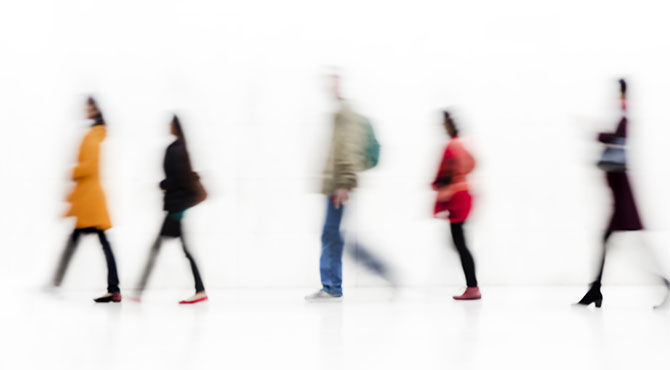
[304,71,377,302]
[52,96,122,303]
[432,111,481,300]
[133,115,208,304]
[577,79,670,308]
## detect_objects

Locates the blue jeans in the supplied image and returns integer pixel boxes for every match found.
[320,198,345,296]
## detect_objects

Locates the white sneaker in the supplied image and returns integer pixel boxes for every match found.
[304,289,343,302]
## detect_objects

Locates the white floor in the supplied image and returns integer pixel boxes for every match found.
[3,286,670,370]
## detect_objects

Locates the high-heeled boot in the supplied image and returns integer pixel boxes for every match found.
[576,281,602,308]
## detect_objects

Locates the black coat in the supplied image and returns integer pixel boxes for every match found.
[598,116,643,231]
[160,140,198,213]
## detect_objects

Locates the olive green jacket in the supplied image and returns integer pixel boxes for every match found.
[321,102,366,195]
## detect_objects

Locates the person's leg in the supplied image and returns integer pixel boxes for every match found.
[52,229,83,286]
[347,241,394,283]
[136,233,163,295]
[450,222,478,287]
[595,229,613,283]
[631,233,670,308]
[632,232,669,277]
[179,230,205,293]
[577,230,612,306]
[319,198,345,296]
[96,230,120,293]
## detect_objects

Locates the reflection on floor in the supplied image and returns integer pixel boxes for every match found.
[4,286,670,370]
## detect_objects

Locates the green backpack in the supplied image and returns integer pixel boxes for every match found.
[359,116,380,170]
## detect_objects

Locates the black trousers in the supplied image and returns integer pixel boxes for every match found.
[450,222,478,288]
[136,215,205,294]
[53,227,121,293]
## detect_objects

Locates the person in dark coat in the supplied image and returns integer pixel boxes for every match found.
[577,79,669,308]
[134,115,208,304]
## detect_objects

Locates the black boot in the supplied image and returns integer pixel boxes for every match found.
[576,281,603,308]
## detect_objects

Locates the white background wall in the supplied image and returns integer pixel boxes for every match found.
[3,0,670,290]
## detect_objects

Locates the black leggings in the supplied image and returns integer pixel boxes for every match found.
[594,230,613,283]
[53,227,120,293]
[136,216,205,294]
[450,222,478,288]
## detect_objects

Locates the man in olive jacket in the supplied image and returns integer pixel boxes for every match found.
[306,73,366,302]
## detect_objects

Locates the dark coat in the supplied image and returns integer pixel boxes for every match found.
[160,140,199,213]
[598,116,643,231]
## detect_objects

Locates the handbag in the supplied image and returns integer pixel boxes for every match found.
[597,137,626,172]
[189,172,208,207]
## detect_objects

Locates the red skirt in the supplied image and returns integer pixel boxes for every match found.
[434,190,472,223]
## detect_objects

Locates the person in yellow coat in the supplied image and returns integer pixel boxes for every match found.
[51,97,121,303]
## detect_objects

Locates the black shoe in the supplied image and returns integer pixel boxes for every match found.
[576,281,603,308]
[94,292,122,303]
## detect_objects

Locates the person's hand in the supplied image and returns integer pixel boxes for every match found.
[332,188,349,209]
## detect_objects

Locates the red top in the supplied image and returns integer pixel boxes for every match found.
[432,138,475,222]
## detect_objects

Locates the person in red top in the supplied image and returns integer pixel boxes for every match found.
[432,111,480,300]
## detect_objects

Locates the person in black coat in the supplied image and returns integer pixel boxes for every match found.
[134,115,208,304]
[577,79,669,308]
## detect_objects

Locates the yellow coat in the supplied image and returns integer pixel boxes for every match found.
[65,125,112,230]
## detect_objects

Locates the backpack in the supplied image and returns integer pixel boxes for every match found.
[359,115,380,170]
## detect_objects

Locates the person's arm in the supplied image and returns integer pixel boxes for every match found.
[598,117,627,144]
[332,109,360,191]
[161,143,191,190]
[432,146,452,190]
[330,107,362,208]
[598,132,619,144]
[72,134,98,180]
[160,147,173,190]
[176,145,193,190]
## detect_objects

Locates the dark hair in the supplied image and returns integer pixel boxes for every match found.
[171,114,186,142]
[619,78,627,96]
[86,95,105,124]
[171,114,194,164]
[443,110,459,137]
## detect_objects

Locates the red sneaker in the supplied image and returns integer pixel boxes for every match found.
[179,295,208,304]
[453,287,481,300]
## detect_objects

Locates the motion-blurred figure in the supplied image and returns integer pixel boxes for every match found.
[432,111,480,300]
[133,115,208,304]
[305,71,389,302]
[52,97,122,303]
[577,79,670,308]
